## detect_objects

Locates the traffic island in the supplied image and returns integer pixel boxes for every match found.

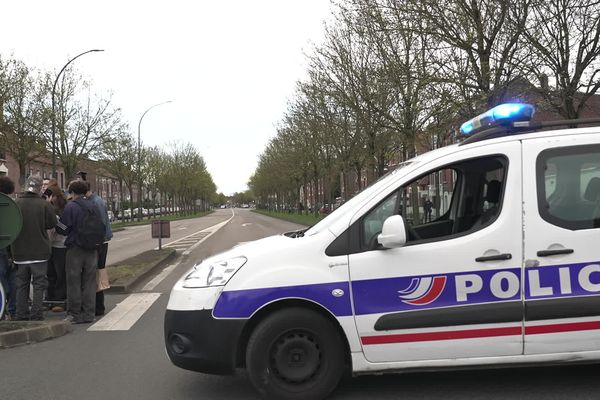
[0,321,72,349]
[107,247,177,293]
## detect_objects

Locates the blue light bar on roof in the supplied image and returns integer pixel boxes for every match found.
[460,103,535,136]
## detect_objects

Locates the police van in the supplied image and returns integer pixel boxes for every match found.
[164,104,600,399]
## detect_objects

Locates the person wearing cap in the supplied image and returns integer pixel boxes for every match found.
[11,175,57,321]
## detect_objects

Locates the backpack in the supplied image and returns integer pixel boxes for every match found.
[74,199,106,250]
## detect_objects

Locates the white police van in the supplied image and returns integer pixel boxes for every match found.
[165,104,600,399]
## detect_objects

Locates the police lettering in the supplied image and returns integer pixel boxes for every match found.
[453,263,600,302]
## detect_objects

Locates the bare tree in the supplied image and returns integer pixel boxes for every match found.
[524,0,600,118]
[45,67,123,180]
[98,130,138,219]
[0,58,49,184]
[410,0,532,110]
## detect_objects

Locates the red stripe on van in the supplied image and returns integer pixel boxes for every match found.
[361,320,600,345]
[361,326,521,345]
[526,320,600,335]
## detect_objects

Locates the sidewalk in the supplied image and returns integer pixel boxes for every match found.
[0,248,176,349]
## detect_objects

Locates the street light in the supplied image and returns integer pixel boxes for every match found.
[137,100,172,221]
[51,49,104,180]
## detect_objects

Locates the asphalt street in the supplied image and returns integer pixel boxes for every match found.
[1,209,600,399]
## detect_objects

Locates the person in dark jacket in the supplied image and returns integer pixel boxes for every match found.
[46,185,68,310]
[11,175,57,321]
[0,176,17,319]
[85,183,113,316]
[61,180,100,324]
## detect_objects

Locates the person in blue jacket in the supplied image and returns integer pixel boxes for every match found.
[85,182,113,316]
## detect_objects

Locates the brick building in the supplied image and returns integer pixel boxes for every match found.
[0,151,127,212]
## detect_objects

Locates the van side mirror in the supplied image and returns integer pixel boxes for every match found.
[377,215,407,249]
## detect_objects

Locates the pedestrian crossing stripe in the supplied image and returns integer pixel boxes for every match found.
[87,293,160,331]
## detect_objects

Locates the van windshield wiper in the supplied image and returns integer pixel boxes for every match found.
[284,227,310,238]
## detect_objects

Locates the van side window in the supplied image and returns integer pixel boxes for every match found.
[537,144,600,230]
[361,155,507,249]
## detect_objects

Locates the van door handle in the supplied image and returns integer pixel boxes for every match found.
[537,249,574,257]
[475,253,512,262]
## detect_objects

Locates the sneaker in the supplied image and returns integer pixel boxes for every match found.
[62,315,80,324]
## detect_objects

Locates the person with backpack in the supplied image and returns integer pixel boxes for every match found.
[84,183,113,316]
[61,180,106,324]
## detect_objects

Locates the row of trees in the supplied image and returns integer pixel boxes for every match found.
[250,0,600,213]
[0,55,218,213]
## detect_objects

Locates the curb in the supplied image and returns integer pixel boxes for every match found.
[0,321,72,349]
[0,248,175,349]
[107,248,177,294]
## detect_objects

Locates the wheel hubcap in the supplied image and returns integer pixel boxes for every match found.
[270,331,321,384]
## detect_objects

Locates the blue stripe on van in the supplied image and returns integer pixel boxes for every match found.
[212,281,353,318]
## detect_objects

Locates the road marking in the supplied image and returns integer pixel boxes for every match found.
[182,219,230,256]
[142,263,179,291]
[159,227,213,248]
[87,293,160,331]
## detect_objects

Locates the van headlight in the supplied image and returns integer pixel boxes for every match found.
[182,256,247,288]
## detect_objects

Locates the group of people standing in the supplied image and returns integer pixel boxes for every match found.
[0,174,112,324]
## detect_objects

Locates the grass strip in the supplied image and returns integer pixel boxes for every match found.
[106,248,175,285]
[252,209,323,226]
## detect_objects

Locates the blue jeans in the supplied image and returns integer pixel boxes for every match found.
[0,248,16,316]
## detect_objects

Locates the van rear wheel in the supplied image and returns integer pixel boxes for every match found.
[246,307,345,400]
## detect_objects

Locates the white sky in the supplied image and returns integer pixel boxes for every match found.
[1,0,333,195]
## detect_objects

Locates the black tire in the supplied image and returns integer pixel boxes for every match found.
[246,307,346,400]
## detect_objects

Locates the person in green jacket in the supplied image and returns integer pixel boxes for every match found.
[11,175,57,321]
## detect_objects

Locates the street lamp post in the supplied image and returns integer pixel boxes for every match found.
[137,101,172,221]
[51,49,104,180]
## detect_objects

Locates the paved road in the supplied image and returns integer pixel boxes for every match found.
[1,209,600,399]
[107,210,234,265]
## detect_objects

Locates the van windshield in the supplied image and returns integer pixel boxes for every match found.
[305,161,414,236]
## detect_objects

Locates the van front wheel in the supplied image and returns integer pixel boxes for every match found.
[246,307,345,400]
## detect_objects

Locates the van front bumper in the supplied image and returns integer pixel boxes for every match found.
[164,309,246,375]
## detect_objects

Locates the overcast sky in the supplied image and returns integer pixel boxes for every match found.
[1,0,333,195]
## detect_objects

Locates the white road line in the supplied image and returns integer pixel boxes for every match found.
[142,263,179,291]
[156,214,234,252]
[87,293,161,331]
[183,222,228,255]
[158,226,215,248]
